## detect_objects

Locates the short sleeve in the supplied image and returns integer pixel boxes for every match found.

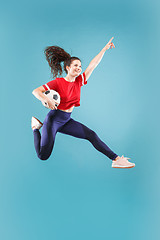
[76,72,87,86]
[42,79,58,91]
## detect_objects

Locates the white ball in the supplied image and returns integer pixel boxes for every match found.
[42,90,61,109]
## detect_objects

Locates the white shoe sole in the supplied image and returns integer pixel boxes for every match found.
[112,164,135,169]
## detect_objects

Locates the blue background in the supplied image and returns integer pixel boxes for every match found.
[1,0,160,239]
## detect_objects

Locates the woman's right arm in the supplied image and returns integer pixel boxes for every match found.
[32,86,58,110]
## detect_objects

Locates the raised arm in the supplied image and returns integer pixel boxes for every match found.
[84,37,115,81]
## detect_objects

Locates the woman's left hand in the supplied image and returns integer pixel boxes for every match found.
[104,37,115,51]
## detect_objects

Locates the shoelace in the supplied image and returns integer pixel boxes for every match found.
[121,155,131,161]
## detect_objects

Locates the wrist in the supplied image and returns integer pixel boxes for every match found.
[103,47,107,52]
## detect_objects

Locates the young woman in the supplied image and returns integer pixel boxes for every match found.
[31,37,135,168]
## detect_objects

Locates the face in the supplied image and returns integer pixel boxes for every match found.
[66,60,82,77]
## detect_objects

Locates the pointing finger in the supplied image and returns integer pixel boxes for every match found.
[108,37,114,43]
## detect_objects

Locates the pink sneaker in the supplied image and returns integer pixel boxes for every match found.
[112,155,135,168]
[31,117,43,130]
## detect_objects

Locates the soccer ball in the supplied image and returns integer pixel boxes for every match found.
[42,90,61,109]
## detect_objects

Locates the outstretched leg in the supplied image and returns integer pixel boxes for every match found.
[58,118,118,160]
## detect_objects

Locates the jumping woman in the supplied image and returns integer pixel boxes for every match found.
[31,37,135,168]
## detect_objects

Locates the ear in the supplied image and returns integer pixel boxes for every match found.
[66,65,70,72]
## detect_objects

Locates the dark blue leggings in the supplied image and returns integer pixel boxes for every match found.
[33,109,118,161]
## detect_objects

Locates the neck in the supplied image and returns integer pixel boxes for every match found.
[64,74,76,82]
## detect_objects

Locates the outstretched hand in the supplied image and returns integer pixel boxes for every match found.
[104,37,115,51]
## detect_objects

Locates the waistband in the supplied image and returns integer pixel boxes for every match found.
[57,109,72,115]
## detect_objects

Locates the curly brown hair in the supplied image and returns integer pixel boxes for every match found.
[44,46,81,78]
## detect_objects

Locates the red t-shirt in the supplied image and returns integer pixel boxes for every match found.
[42,72,87,110]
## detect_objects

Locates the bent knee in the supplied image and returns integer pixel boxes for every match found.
[38,153,50,161]
[37,145,52,161]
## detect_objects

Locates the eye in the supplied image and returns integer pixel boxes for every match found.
[74,64,81,67]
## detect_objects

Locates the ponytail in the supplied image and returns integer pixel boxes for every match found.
[44,46,81,78]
